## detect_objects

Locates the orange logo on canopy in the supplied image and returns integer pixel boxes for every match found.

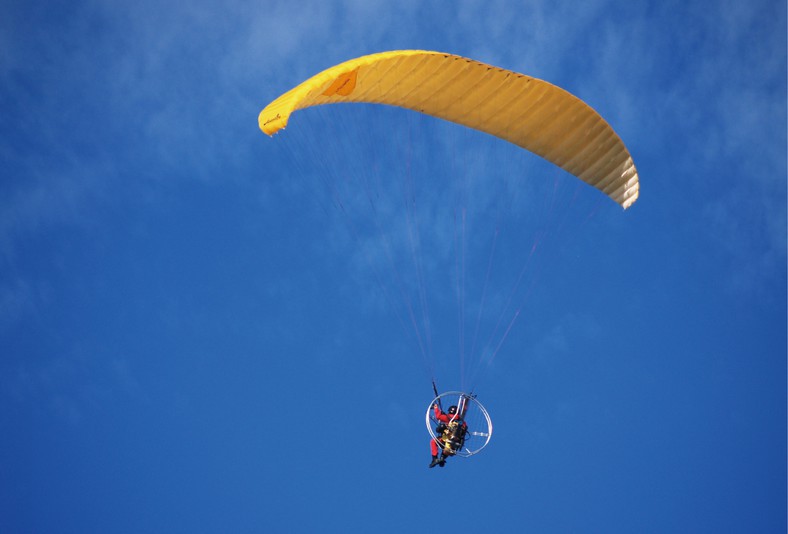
[322,68,358,97]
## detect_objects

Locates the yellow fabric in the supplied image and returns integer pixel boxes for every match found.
[259,50,639,208]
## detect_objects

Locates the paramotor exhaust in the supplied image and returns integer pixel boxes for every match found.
[427,391,493,457]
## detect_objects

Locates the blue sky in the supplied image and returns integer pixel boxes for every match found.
[1,1,786,532]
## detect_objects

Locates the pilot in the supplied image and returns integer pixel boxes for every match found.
[429,404,467,468]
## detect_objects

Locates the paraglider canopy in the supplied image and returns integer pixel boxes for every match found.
[259,49,639,208]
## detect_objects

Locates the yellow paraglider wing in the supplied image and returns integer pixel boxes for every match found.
[259,50,639,208]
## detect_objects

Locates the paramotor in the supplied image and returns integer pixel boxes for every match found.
[426,391,493,457]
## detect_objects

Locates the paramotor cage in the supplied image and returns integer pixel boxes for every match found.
[426,392,493,457]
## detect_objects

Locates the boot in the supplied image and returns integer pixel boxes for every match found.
[429,455,440,468]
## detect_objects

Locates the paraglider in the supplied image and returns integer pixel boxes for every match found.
[259,50,638,467]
